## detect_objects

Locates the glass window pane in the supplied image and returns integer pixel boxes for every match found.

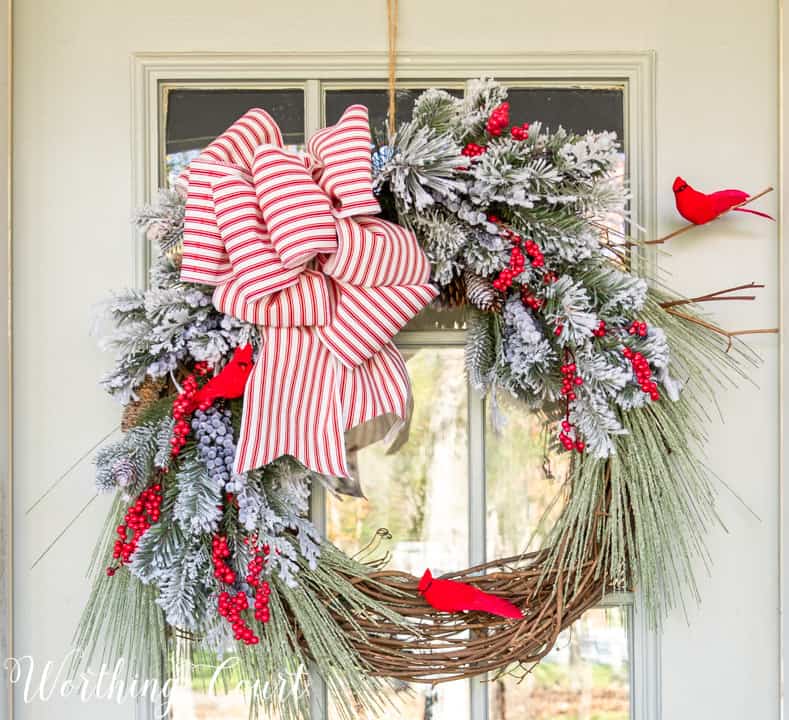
[326,346,470,720]
[164,88,305,186]
[506,87,624,139]
[324,87,463,138]
[486,396,571,561]
[489,606,630,720]
[488,607,630,720]
[327,347,468,572]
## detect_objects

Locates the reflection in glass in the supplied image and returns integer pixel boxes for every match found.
[486,394,571,562]
[489,607,630,720]
[507,88,624,139]
[164,88,306,187]
[328,347,468,574]
[326,346,470,720]
[325,87,464,139]
[169,684,251,720]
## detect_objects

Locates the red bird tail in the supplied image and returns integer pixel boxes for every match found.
[465,591,524,619]
[733,207,774,221]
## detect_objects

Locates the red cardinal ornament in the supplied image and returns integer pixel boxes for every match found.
[418,569,524,619]
[192,344,254,410]
[672,176,773,225]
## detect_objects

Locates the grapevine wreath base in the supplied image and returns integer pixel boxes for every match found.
[73,79,765,719]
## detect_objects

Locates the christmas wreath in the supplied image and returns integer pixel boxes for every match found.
[76,78,766,718]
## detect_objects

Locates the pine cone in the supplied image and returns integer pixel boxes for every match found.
[121,377,167,431]
[464,270,504,312]
[434,274,467,310]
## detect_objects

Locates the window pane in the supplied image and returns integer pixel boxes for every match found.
[327,347,468,571]
[324,87,463,137]
[326,346,470,720]
[506,87,624,139]
[164,88,305,187]
[486,396,571,560]
[489,606,630,720]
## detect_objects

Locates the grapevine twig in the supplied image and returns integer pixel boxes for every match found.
[659,282,765,309]
[664,306,777,352]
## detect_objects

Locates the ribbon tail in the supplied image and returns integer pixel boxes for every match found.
[234,327,351,479]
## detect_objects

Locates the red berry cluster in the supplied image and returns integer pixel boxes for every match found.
[592,320,607,338]
[520,286,544,311]
[218,591,259,645]
[559,418,586,454]
[245,541,272,625]
[171,374,199,457]
[493,245,526,292]
[490,219,546,292]
[558,360,586,453]
[560,362,583,403]
[194,361,211,377]
[523,238,545,268]
[486,101,510,136]
[107,483,163,575]
[462,142,487,158]
[628,320,648,337]
[623,347,660,402]
[212,535,236,585]
[511,122,530,141]
[543,271,558,285]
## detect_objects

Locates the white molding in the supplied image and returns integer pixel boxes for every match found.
[130,49,660,720]
[631,595,662,720]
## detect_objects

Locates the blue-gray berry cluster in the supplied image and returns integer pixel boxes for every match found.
[192,406,236,489]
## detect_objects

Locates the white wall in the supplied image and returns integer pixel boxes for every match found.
[11,2,780,719]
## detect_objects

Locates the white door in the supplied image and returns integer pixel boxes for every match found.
[7,3,780,720]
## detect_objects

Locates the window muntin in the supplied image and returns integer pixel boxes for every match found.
[159,79,632,720]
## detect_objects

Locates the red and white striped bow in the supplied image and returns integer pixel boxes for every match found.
[178,106,437,479]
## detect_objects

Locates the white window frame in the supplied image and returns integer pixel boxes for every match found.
[132,50,659,720]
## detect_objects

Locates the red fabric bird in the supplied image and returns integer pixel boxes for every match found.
[672,176,773,225]
[418,569,524,619]
[192,344,254,410]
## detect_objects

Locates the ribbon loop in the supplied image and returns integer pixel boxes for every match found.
[180,106,437,479]
[307,105,382,217]
[252,144,338,268]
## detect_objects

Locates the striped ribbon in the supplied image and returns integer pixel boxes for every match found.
[178,106,437,478]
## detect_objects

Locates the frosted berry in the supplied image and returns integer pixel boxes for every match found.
[461,142,487,158]
[511,122,530,141]
[486,102,510,137]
